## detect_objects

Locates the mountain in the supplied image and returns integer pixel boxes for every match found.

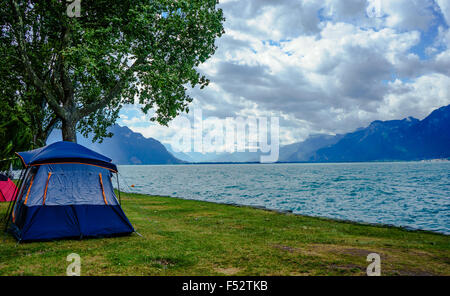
[209,151,260,163]
[164,144,261,163]
[47,125,184,165]
[407,105,450,159]
[164,144,196,162]
[47,105,450,164]
[310,105,450,162]
[165,104,450,163]
[280,134,344,162]
[165,142,314,163]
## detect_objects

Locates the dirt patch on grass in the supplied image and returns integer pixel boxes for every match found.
[231,224,246,230]
[392,269,437,276]
[152,258,176,268]
[302,244,383,258]
[339,247,383,258]
[271,243,342,257]
[215,267,241,275]
[328,263,365,274]
[272,244,298,253]
[145,255,196,270]
[25,250,48,257]
[289,271,311,276]
[271,243,385,260]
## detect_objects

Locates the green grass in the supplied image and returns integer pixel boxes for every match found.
[0,192,449,276]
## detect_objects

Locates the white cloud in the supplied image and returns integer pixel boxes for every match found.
[379,74,450,119]
[436,0,450,25]
[121,114,147,126]
[380,0,436,31]
[121,0,450,146]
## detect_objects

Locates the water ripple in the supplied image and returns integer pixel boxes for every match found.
[118,162,450,234]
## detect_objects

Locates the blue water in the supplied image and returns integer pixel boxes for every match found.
[118,162,450,234]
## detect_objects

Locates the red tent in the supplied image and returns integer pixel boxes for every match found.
[0,175,17,202]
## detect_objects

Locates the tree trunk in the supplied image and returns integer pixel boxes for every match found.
[62,120,77,143]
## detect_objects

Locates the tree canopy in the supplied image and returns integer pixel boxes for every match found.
[0,57,56,168]
[0,100,33,170]
[0,0,225,143]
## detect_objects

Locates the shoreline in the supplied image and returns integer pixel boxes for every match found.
[144,193,449,237]
[117,160,450,166]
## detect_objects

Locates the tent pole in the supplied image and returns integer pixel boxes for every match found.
[4,167,28,232]
[116,173,121,206]
[3,168,23,228]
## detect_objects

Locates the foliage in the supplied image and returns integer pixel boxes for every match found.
[0,0,225,142]
[0,102,33,170]
[0,45,57,168]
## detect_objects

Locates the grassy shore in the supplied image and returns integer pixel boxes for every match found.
[0,192,449,276]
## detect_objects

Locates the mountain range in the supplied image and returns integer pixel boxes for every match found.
[309,105,450,162]
[47,125,184,165]
[47,104,450,164]
[167,105,450,163]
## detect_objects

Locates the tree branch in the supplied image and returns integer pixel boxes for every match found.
[10,0,66,120]
[59,24,75,107]
[78,56,146,119]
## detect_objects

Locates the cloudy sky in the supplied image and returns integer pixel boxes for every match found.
[119,0,450,146]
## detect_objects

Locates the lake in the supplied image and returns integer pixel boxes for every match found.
[118,162,450,234]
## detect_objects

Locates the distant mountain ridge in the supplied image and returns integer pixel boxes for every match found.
[309,105,450,162]
[47,125,183,165]
[281,134,344,162]
[166,105,450,163]
[165,134,343,163]
[47,105,450,164]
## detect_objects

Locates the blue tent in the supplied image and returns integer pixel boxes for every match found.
[8,141,134,241]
